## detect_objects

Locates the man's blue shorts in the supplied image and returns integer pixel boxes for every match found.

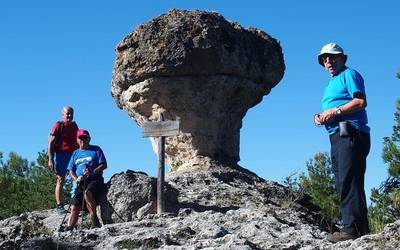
[54,152,72,177]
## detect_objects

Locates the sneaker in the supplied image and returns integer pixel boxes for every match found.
[327,231,357,243]
[56,204,67,214]
[91,215,101,229]
[64,225,74,231]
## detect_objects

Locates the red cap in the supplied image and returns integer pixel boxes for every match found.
[77,129,90,138]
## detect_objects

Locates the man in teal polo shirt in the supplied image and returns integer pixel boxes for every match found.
[314,43,370,242]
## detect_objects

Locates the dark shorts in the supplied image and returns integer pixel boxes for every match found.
[54,152,73,177]
[71,176,105,207]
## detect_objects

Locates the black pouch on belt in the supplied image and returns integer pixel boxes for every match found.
[339,121,354,137]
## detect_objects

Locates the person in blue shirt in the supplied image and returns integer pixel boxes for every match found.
[314,43,370,243]
[65,129,107,230]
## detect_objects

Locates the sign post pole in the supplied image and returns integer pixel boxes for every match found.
[141,114,180,215]
[157,113,165,214]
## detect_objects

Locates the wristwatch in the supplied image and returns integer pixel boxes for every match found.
[335,107,342,115]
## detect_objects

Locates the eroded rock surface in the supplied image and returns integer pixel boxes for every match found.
[111,9,285,171]
[1,167,399,249]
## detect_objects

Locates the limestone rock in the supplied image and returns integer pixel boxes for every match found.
[1,167,399,249]
[111,9,285,171]
[106,170,178,222]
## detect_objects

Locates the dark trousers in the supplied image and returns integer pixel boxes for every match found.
[329,130,370,236]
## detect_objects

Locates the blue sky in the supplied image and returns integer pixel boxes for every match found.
[1,1,399,202]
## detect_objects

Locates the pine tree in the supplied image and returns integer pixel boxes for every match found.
[282,152,340,231]
[369,99,400,232]
[35,150,73,207]
[285,152,340,231]
[0,150,72,220]
[300,153,340,227]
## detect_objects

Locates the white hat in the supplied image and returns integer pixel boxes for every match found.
[318,43,347,66]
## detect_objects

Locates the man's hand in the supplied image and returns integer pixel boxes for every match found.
[315,108,337,125]
[83,167,91,176]
[48,158,54,171]
[316,96,366,126]
[76,175,84,183]
[93,163,106,176]
[314,114,323,125]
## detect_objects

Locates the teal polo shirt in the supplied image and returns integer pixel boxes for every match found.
[321,67,370,134]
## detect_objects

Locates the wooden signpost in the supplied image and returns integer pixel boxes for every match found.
[141,114,180,214]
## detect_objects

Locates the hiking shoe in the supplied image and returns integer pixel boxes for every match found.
[91,215,101,229]
[56,204,67,214]
[327,231,357,243]
[64,225,74,231]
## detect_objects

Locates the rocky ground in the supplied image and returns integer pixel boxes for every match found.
[0,166,399,249]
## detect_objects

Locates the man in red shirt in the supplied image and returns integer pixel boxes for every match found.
[48,106,79,214]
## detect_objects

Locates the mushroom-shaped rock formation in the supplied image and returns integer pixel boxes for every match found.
[111,9,285,172]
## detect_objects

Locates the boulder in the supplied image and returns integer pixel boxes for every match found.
[105,170,178,222]
[111,9,285,172]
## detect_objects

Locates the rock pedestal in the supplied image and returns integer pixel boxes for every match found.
[111,9,285,172]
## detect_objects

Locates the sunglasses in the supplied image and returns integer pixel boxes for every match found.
[321,54,341,62]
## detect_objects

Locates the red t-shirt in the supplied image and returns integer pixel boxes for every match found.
[50,121,79,153]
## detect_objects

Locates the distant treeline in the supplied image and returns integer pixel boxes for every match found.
[0,151,72,220]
